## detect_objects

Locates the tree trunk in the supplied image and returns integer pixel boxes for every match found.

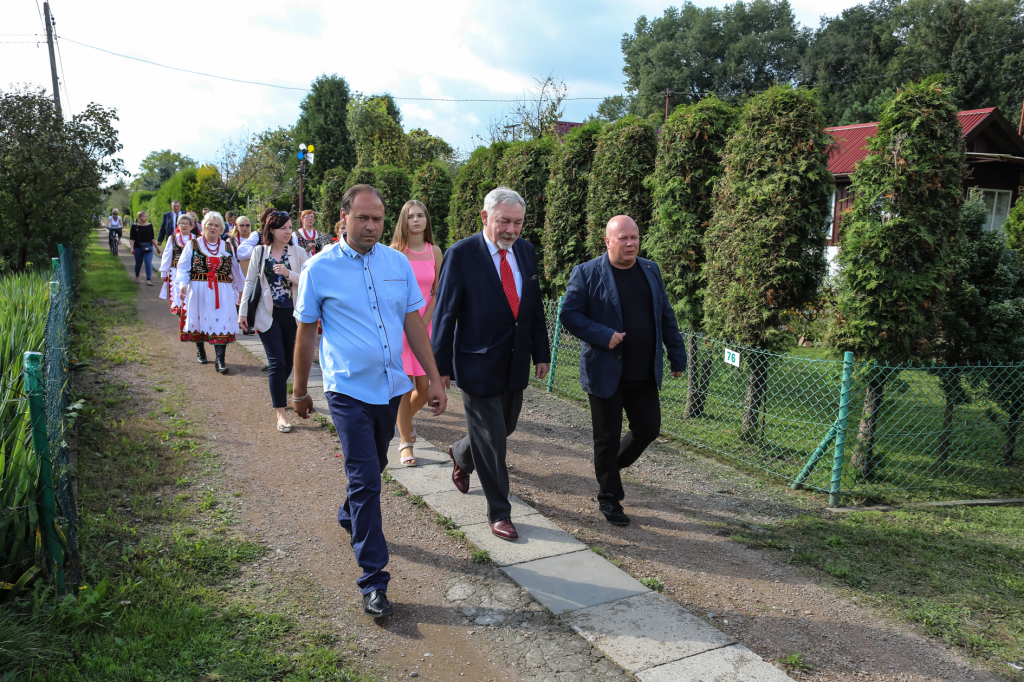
[1003,398,1024,467]
[740,363,768,444]
[937,367,961,465]
[684,337,711,419]
[852,377,886,479]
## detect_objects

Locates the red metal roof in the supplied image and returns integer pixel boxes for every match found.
[826,108,997,176]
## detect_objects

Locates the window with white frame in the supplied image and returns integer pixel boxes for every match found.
[978,189,1013,231]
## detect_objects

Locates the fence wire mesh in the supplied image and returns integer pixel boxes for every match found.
[534,298,1024,505]
[0,245,79,594]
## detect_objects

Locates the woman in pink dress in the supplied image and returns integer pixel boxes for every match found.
[390,200,443,466]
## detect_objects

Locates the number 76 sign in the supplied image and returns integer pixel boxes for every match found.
[724,348,741,367]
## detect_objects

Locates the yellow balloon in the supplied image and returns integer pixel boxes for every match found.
[308,144,315,152]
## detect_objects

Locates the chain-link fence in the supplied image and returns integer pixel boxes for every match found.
[0,245,79,595]
[535,298,1024,506]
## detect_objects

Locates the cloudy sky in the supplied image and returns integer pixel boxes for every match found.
[3,0,859,181]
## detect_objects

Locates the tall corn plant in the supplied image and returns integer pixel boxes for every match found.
[703,86,833,443]
[830,77,967,478]
[0,271,50,590]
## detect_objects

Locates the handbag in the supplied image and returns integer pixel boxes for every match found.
[246,245,265,330]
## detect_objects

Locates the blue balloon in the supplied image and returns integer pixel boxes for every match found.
[297,150,305,159]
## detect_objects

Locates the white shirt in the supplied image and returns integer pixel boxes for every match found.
[483,233,522,298]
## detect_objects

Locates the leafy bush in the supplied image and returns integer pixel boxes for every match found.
[411,161,454,247]
[130,191,157,220]
[313,167,347,234]
[703,86,833,442]
[645,97,736,331]
[542,122,603,295]
[184,165,227,215]
[143,167,198,219]
[345,166,377,191]
[584,115,657,256]
[1005,195,1024,250]
[373,164,412,243]
[830,76,967,477]
[446,142,511,246]
[497,136,557,270]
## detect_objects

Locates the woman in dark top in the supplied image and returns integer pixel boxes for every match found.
[130,211,162,285]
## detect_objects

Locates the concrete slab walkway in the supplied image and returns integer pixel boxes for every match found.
[235,335,792,680]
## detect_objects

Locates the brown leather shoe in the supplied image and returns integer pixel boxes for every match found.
[448,446,470,494]
[491,518,518,541]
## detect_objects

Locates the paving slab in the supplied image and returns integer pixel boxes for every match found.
[424,489,538,527]
[636,645,793,682]
[388,461,480,496]
[460,515,586,567]
[502,549,649,615]
[569,592,734,673]
[385,439,450,468]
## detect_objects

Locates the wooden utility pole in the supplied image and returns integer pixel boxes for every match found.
[664,89,671,121]
[43,2,61,118]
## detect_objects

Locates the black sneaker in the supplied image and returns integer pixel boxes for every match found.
[599,503,630,527]
[362,589,393,618]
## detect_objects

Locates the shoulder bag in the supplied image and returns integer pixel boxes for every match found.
[246,245,266,330]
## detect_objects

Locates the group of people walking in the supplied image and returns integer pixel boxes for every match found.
[126,182,686,622]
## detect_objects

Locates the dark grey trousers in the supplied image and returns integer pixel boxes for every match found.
[451,389,524,524]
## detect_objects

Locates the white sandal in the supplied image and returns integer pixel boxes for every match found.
[277,422,292,433]
[399,443,417,466]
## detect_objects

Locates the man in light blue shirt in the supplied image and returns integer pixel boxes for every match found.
[291,184,447,619]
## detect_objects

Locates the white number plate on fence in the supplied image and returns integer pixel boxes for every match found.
[724,348,740,367]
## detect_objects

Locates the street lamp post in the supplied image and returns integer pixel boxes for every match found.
[297,143,315,212]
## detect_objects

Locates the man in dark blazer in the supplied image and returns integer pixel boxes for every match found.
[559,215,687,527]
[432,187,551,541]
[157,200,186,244]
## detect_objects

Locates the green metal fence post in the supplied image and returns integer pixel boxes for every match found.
[24,351,66,592]
[546,296,564,393]
[828,351,856,507]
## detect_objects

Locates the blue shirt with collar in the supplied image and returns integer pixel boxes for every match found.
[294,238,425,405]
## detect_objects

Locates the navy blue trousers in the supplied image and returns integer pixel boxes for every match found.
[326,391,401,595]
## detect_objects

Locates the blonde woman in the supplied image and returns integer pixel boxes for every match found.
[159,213,196,315]
[175,211,244,373]
[229,216,256,275]
[390,200,443,465]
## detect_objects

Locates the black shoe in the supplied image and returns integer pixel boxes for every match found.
[196,343,208,364]
[214,344,228,374]
[599,503,630,527]
[362,589,392,618]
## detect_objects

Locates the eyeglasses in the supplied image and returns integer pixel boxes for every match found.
[237,224,251,228]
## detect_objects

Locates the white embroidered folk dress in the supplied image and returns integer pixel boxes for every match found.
[159,230,194,314]
[174,238,244,344]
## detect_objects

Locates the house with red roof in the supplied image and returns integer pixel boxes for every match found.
[825,107,1024,258]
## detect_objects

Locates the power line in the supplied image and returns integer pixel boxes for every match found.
[54,33,70,111]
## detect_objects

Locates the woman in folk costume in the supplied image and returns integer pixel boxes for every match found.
[296,209,334,256]
[175,211,244,374]
[159,213,197,315]
[229,216,258,333]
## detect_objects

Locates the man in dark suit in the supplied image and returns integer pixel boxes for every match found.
[559,215,687,527]
[432,187,551,541]
[158,200,186,244]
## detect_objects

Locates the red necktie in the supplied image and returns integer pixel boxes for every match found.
[499,249,520,319]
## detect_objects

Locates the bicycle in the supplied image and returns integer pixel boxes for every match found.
[108,228,121,256]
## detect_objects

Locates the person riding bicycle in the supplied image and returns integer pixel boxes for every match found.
[108,209,124,254]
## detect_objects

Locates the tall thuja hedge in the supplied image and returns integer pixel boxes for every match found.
[373,164,412,244]
[542,122,602,295]
[345,166,377,190]
[830,77,967,478]
[1005,196,1024,250]
[703,86,833,442]
[497,137,557,284]
[584,116,657,256]
[314,167,347,233]
[645,97,736,418]
[411,161,453,247]
[934,190,1024,465]
[446,142,510,246]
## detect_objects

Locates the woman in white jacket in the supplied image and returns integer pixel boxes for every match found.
[158,213,197,315]
[175,211,244,373]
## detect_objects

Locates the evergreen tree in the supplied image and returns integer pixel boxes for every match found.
[446,142,511,246]
[497,136,557,269]
[1004,196,1024,250]
[584,116,657,257]
[646,96,737,419]
[542,122,602,295]
[314,167,347,233]
[830,77,967,477]
[411,161,453,247]
[373,165,412,244]
[703,86,833,441]
[294,74,356,186]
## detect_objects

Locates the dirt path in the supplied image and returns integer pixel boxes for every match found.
[117,243,625,682]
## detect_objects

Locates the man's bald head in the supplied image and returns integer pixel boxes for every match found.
[604,215,640,269]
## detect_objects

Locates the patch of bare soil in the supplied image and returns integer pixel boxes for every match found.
[414,387,1001,682]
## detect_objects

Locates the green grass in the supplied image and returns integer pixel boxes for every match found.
[733,505,1024,679]
[639,577,665,592]
[777,651,814,672]
[0,237,374,682]
[533,318,1024,504]
[471,549,490,564]
[589,546,622,567]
